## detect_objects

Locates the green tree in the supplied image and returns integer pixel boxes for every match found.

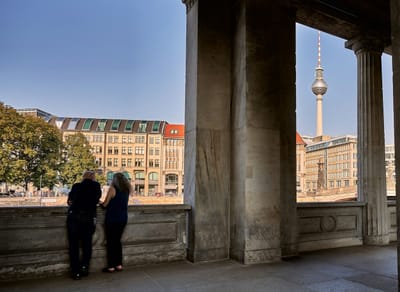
[59,133,98,187]
[18,116,63,190]
[0,104,25,190]
[0,103,63,191]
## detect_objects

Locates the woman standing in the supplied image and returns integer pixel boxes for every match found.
[100,172,132,273]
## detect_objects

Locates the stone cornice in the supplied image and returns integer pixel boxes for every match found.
[345,35,387,54]
[182,0,197,13]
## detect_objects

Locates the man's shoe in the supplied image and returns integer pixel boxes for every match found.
[81,266,89,277]
[71,273,81,280]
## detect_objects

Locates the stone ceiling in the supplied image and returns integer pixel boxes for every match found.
[294,0,392,53]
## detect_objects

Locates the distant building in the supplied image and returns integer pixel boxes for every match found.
[17,108,53,121]
[296,132,307,193]
[163,124,185,196]
[385,144,396,196]
[303,135,358,193]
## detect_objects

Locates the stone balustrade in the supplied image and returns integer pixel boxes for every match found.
[0,201,396,281]
[0,204,190,281]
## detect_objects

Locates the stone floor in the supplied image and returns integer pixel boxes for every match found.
[2,244,398,292]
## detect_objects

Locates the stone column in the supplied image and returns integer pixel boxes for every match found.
[182,0,232,262]
[346,37,389,245]
[230,1,297,264]
[390,0,400,288]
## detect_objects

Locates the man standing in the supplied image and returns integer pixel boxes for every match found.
[67,171,102,280]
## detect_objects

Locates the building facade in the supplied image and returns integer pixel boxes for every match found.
[45,115,185,197]
[304,135,358,192]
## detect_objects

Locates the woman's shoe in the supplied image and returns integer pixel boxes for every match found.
[102,267,115,273]
[115,265,123,272]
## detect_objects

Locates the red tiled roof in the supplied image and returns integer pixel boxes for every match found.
[296,132,306,145]
[164,124,184,138]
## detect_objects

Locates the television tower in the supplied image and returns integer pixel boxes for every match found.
[311,31,328,137]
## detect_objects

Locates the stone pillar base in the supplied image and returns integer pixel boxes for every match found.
[281,243,299,258]
[187,247,229,263]
[231,248,281,264]
[364,234,390,246]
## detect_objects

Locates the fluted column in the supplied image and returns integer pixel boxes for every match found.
[346,37,389,245]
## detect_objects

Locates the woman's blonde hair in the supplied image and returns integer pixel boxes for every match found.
[111,172,132,194]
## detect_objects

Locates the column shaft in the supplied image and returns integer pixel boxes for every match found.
[183,0,232,262]
[347,38,389,245]
[230,1,297,263]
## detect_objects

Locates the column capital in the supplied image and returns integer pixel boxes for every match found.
[182,0,197,13]
[345,35,385,54]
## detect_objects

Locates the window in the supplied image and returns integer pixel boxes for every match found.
[149,172,159,181]
[121,158,127,167]
[149,137,154,144]
[97,119,107,131]
[135,135,145,143]
[68,118,80,130]
[107,158,112,167]
[135,171,145,180]
[108,147,113,154]
[149,159,154,167]
[135,146,144,155]
[155,137,160,144]
[82,119,93,130]
[127,158,132,167]
[122,136,127,143]
[165,174,178,184]
[111,120,121,131]
[155,159,160,167]
[135,158,144,167]
[122,146,127,155]
[113,158,118,167]
[155,148,160,156]
[93,135,103,142]
[152,121,160,132]
[55,117,65,129]
[114,147,119,155]
[138,121,147,133]
[125,120,134,132]
[128,147,133,154]
[93,146,102,154]
[149,147,154,155]
[113,136,119,143]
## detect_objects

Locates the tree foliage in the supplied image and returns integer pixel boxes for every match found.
[59,133,99,187]
[0,103,63,190]
[0,105,25,187]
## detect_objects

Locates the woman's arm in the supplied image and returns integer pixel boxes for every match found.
[100,185,116,207]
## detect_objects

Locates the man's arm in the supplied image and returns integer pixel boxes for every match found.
[67,183,78,206]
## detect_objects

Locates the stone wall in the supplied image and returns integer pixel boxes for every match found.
[0,204,190,281]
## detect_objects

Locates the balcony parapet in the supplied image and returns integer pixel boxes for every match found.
[0,204,191,281]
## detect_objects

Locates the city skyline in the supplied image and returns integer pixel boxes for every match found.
[0,1,394,143]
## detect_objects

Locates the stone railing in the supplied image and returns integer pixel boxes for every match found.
[0,200,397,281]
[297,201,365,251]
[297,201,397,252]
[0,204,190,281]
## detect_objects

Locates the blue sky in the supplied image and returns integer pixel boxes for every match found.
[0,1,394,143]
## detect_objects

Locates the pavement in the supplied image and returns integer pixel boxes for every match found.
[2,244,398,292]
